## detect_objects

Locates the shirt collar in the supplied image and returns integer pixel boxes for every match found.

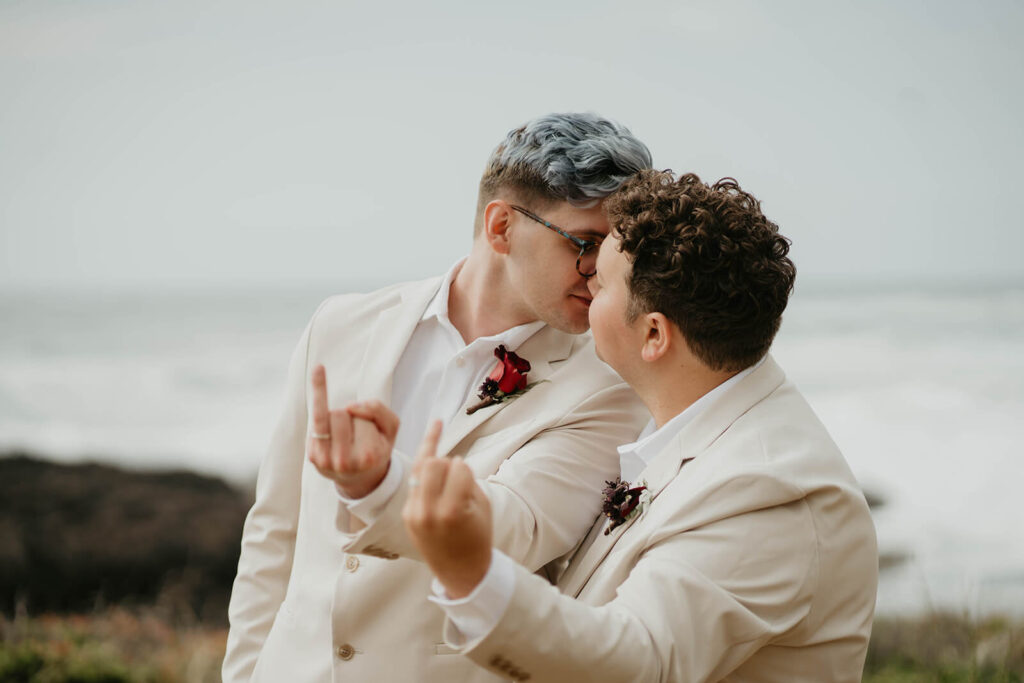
[421,258,465,323]
[618,355,768,471]
[422,257,546,352]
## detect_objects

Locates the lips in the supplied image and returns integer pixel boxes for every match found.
[571,294,592,307]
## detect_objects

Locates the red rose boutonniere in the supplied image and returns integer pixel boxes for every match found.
[466,345,534,415]
[601,477,651,535]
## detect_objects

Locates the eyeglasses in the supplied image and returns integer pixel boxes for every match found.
[509,205,599,278]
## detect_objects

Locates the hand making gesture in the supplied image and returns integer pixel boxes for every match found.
[402,420,494,599]
[307,364,400,499]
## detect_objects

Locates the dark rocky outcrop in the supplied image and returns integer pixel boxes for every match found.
[0,454,251,624]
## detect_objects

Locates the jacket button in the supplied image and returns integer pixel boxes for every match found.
[345,555,360,572]
[336,643,355,660]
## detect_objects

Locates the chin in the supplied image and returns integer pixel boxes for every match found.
[550,318,590,335]
[562,309,593,334]
[542,312,590,335]
[532,298,592,335]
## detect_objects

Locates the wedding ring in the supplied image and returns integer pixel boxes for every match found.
[408,476,420,488]
[311,431,331,440]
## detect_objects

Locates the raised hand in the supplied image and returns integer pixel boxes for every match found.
[402,420,493,599]
[307,364,399,499]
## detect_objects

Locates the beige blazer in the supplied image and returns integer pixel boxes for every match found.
[453,356,879,683]
[222,276,648,683]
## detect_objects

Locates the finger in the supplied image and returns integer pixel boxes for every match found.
[409,420,442,480]
[439,456,476,513]
[350,416,380,470]
[416,456,450,512]
[345,400,401,442]
[311,365,332,441]
[416,420,443,463]
[329,409,353,472]
[307,435,329,470]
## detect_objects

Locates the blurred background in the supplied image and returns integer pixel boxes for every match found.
[2,0,1022,680]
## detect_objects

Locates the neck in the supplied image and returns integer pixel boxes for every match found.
[637,360,739,428]
[447,242,536,343]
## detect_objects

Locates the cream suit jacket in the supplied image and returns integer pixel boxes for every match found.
[222,276,648,682]
[452,356,879,683]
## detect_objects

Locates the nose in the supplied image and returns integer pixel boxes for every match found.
[577,249,598,279]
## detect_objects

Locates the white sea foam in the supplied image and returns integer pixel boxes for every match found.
[0,289,322,483]
[2,284,1022,615]
[774,287,1024,616]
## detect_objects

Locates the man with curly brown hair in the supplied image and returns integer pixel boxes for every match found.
[402,170,879,682]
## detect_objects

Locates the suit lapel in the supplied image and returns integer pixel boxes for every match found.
[559,356,788,598]
[355,278,443,406]
[435,325,575,458]
[559,428,690,598]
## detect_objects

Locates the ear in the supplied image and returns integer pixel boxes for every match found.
[640,312,672,363]
[481,200,514,255]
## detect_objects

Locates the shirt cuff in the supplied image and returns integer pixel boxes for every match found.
[428,548,515,645]
[334,452,405,524]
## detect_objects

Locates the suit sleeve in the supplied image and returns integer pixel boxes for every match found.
[341,380,648,570]
[458,493,818,683]
[221,313,316,683]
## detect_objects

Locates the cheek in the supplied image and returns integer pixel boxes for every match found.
[587,298,609,338]
[526,260,572,297]
[588,306,604,359]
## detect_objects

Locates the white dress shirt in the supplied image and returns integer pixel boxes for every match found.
[338,258,545,520]
[432,356,766,642]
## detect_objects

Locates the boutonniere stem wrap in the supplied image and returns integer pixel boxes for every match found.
[466,345,533,415]
[602,478,651,535]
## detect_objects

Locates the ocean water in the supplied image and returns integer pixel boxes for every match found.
[2,282,1023,617]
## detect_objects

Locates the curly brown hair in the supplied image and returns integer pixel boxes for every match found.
[604,170,796,372]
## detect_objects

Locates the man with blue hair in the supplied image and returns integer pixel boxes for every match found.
[223,113,653,682]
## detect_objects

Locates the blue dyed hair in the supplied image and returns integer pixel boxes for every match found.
[476,113,652,228]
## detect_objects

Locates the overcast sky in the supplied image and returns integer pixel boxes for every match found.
[1,0,1021,291]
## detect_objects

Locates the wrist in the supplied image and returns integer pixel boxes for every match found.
[440,550,492,600]
[338,461,390,499]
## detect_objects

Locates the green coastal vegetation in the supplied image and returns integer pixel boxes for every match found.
[2,455,1021,682]
[2,610,1022,682]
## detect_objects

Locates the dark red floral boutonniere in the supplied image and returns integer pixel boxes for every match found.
[601,477,651,535]
[466,345,534,415]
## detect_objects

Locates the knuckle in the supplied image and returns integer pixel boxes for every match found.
[437,508,459,526]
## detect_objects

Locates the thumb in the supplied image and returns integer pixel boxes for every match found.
[346,400,401,441]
